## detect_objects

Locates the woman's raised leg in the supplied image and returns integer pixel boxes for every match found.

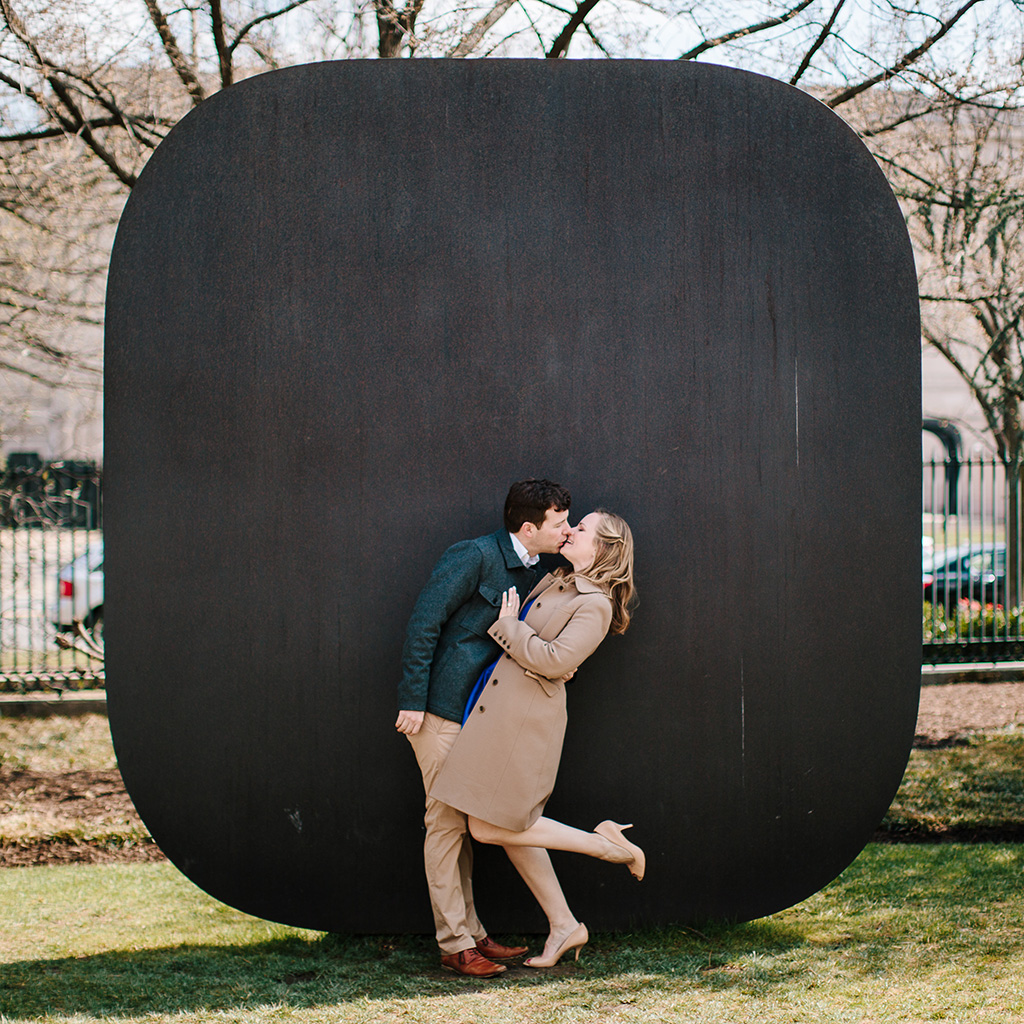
[469,814,631,864]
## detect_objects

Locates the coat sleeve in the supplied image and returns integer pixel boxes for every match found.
[487,594,612,680]
[397,540,483,710]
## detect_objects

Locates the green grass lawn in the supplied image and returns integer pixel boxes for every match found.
[0,714,116,772]
[3,716,1024,1021]
[1,846,1023,1023]
[883,733,1024,837]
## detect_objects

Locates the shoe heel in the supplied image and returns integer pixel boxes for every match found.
[524,922,587,968]
[594,820,646,881]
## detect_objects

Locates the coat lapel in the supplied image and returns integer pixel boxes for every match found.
[526,572,558,601]
[496,529,529,571]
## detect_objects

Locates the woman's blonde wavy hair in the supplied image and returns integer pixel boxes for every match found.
[570,509,636,634]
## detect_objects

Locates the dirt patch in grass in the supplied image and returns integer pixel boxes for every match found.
[0,768,163,867]
[875,823,1024,843]
[915,681,1024,745]
[0,836,164,867]
[4,683,1024,867]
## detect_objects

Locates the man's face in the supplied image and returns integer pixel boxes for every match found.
[524,507,572,555]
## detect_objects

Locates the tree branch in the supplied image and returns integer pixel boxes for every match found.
[447,0,518,57]
[0,357,69,387]
[879,75,1023,123]
[789,0,846,85]
[546,0,603,58]
[679,0,816,61]
[0,1,138,185]
[209,0,233,87]
[921,292,1015,305]
[581,16,610,55]
[143,0,206,106]
[232,0,319,54]
[230,0,318,55]
[516,0,547,52]
[45,80,138,186]
[826,0,987,108]
[0,117,150,143]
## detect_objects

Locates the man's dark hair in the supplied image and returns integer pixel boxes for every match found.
[504,479,571,533]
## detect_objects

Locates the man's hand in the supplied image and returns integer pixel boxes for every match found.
[395,709,425,735]
[555,668,577,683]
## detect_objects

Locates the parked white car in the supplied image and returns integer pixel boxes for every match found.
[51,540,104,639]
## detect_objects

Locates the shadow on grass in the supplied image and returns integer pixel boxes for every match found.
[0,922,811,1017]
[5,847,1024,1017]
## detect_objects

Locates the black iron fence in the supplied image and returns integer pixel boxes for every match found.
[0,454,1019,684]
[923,455,1024,663]
[0,459,103,690]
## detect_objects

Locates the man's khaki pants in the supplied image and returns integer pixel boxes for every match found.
[406,712,487,955]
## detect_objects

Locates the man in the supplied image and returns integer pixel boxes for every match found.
[396,478,572,977]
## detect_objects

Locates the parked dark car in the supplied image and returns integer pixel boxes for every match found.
[923,542,1006,611]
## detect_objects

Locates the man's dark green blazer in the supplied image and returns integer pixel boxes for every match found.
[398,530,544,724]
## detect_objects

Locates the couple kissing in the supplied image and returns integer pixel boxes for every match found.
[396,478,641,977]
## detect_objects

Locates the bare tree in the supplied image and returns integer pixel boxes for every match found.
[0,1,1013,177]
[0,132,110,448]
[0,0,345,186]
[0,1,1011,189]
[0,0,347,438]
[0,0,1021,447]
[879,94,1024,599]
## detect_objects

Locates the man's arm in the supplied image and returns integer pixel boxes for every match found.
[396,539,484,729]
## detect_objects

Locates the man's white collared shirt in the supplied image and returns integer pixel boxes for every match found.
[510,533,539,568]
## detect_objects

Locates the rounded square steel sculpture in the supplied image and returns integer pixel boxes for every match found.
[105,60,921,931]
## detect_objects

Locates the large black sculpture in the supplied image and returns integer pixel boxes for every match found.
[105,60,921,931]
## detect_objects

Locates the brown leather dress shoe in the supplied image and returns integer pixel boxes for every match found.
[440,948,507,978]
[476,935,528,960]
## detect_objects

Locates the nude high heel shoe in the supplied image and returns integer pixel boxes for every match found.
[594,820,645,881]
[523,922,588,968]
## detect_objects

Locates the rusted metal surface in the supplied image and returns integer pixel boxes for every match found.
[105,61,920,930]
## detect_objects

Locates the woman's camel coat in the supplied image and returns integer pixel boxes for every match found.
[430,572,613,831]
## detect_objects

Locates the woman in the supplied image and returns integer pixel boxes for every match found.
[430,509,640,968]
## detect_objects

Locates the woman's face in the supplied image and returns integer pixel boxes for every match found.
[562,512,603,571]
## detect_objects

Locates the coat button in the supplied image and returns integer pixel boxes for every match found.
[536,601,542,607]
[491,679,498,686]
[478,705,486,713]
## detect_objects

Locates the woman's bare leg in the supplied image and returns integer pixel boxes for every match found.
[503,846,575,926]
[469,815,631,864]
[502,846,584,963]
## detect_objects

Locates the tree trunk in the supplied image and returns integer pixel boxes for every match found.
[377,22,404,56]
